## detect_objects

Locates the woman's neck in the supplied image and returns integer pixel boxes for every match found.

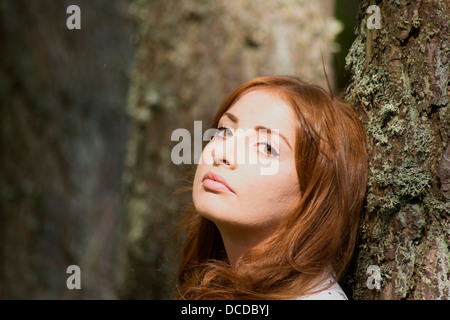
[215,223,272,268]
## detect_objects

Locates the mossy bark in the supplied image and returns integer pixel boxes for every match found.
[344,0,449,299]
[120,0,341,299]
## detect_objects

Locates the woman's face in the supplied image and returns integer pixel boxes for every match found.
[192,89,300,234]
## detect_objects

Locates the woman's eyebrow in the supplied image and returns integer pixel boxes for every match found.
[255,125,292,151]
[223,112,238,123]
[222,112,292,150]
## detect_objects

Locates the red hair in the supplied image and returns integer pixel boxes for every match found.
[175,75,368,299]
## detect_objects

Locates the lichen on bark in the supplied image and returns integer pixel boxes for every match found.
[344,0,449,299]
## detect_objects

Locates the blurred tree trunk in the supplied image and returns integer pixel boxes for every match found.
[0,0,133,298]
[344,0,449,299]
[119,0,342,299]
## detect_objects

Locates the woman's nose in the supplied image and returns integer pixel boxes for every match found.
[211,138,237,169]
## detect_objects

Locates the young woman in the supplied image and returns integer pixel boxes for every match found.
[175,75,368,299]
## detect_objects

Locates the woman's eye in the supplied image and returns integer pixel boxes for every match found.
[216,126,233,138]
[258,143,279,157]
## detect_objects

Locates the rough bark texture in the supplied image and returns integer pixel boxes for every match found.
[344,0,449,299]
[119,0,342,299]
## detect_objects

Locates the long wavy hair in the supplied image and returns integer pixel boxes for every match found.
[175,75,368,299]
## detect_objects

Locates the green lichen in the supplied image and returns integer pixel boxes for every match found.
[379,265,393,288]
[413,124,434,158]
[394,158,432,197]
[378,103,398,122]
[345,0,450,300]
[440,107,450,145]
[386,117,406,137]
[367,118,389,145]
[368,157,432,220]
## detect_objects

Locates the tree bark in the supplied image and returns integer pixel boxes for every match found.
[0,0,132,299]
[119,0,342,299]
[344,0,449,299]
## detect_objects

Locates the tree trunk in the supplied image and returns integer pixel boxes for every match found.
[0,0,133,299]
[119,0,342,299]
[344,0,449,299]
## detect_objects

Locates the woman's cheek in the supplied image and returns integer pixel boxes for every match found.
[199,145,212,165]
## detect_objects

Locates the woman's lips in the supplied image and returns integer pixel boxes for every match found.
[202,171,235,194]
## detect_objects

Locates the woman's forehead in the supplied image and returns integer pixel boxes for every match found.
[224,89,296,134]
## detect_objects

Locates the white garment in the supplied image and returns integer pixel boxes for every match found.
[295,277,348,300]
